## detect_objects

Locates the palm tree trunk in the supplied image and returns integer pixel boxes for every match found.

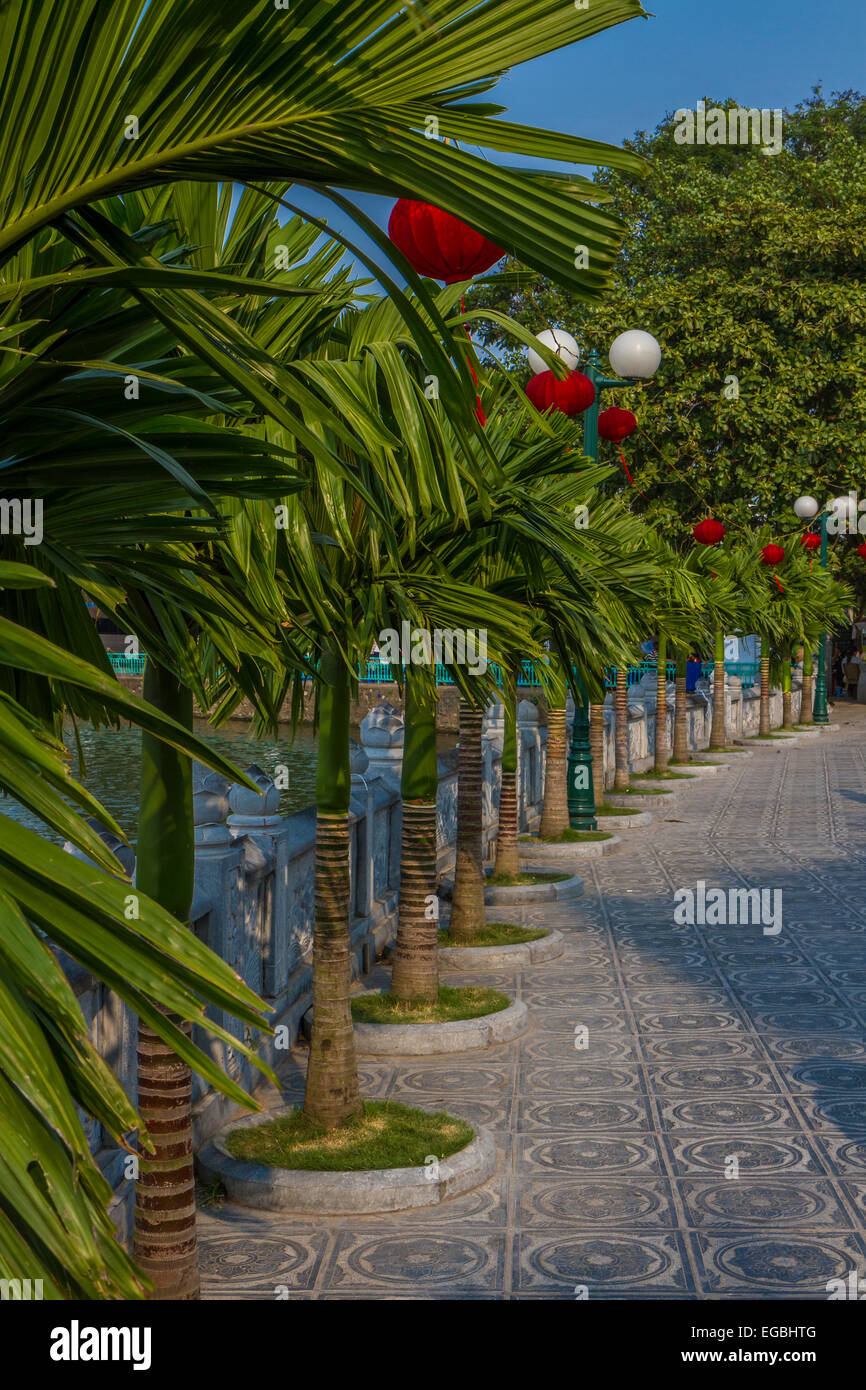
[800,642,814,725]
[133,658,199,1302]
[540,696,569,838]
[782,657,793,729]
[672,648,689,763]
[709,630,727,750]
[450,699,486,940]
[613,667,630,791]
[304,647,362,1128]
[654,635,669,773]
[590,700,606,810]
[759,636,771,736]
[392,673,439,1003]
[494,668,520,875]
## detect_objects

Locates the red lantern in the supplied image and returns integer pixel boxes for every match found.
[761,543,786,566]
[857,542,866,559]
[693,518,726,546]
[525,370,595,417]
[801,533,821,552]
[598,407,637,442]
[387,200,503,283]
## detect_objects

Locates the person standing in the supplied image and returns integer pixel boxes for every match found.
[844,652,861,700]
[831,651,841,697]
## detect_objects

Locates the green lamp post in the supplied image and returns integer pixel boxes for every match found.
[530,329,662,830]
[794,492,834,725]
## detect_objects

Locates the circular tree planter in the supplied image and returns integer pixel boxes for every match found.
[353,997,528,1055]
[595,809,653,830]
[735,734,801,749]
[604,789,677,808]
[483,868,583,905]
[438,928,564,971]
[197,1106,496,1214]
[666,762,727,777]
[631,773,699,787]
[700,747,754,760]
[518,833,621,860]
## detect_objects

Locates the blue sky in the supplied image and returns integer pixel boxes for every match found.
[288,0,866,281]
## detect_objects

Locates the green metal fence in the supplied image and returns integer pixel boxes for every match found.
[107,653,147,675]
[108,651,759,689]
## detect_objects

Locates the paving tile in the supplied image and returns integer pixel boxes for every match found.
[198,713,866,1300]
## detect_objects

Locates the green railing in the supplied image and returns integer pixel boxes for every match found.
[107,650,760,690]
[107,653,147,675]
[699,660,760,689]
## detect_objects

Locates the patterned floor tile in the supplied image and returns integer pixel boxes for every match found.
[690,1231,866,1295]
[663,1133,826,1176]
[517,1177,678,1229]
[323,1231,506,1292]
[517,1133,666,1177]
[676,1178,853,1229]
[514,1231,694,1293]
[197,712,866,1300]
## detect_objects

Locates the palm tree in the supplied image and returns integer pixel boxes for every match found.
[450,698,489,941]
[0,205,332,1293]
[781,643,795,729]
[613,667,631,790]
[725,536,848,739]
[709,630,728,750]
[590,699,607,809]
[800,632,817,724]
[0,587,279,1297]
[391,672,441,1004]
[0,0,650,309]
[654,635,670,773]
[540,666,570,837]
[0,0,658,1277]
[304,645,363,1126]
[672,645,691,763]
[493,665,521,876]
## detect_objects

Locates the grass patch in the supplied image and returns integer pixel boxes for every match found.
[196,1178,226,1209]
[351,984,510,1025]
[632,770,697,781]
[670,758,721,767]
[608,785,674,796]
[596,803,639,816]
[485,869,571,886]
[748,733,794,740]
[519,828,612,843]
[225,1100,474,1172]
[438,923,547,948]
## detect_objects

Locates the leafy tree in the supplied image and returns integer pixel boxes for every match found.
[471,88,866,545]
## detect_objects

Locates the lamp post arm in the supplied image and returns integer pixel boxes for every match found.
[813,509,830,724]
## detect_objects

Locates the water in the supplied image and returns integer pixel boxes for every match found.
[3,718,321,844]
[4,718,457,844]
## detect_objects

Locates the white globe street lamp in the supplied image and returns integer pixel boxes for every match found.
[527,327,580,377]
[793,495,819,519]
[608,328,662,381]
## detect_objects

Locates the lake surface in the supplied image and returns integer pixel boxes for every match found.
[4,718,455,844]
[3,718,320,844]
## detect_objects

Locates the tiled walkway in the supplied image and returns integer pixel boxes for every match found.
[198,708,866,1299]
